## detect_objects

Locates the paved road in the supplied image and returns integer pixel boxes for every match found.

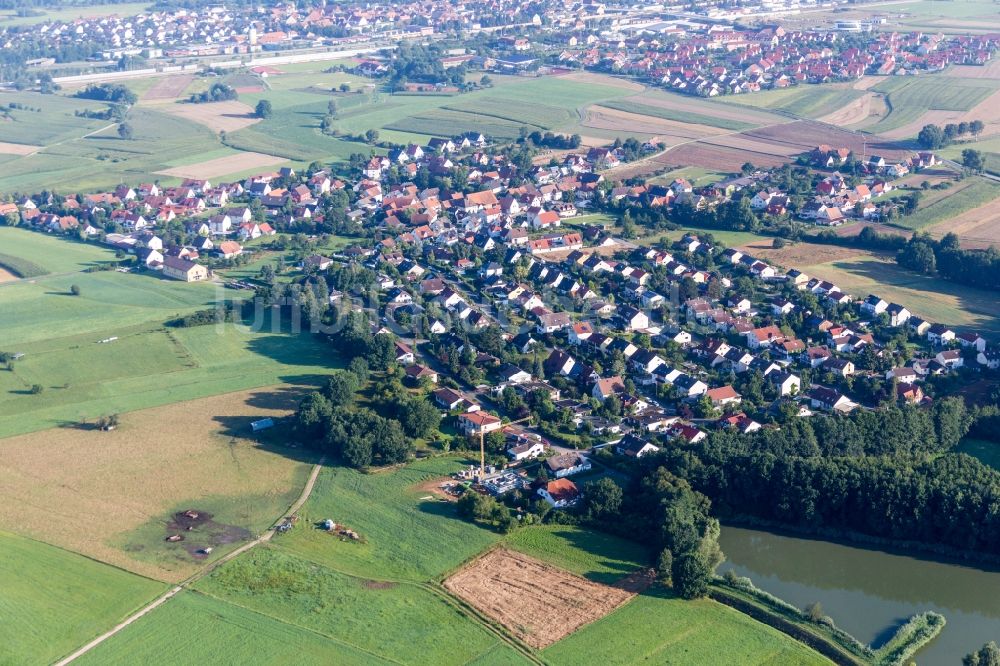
[55,457,326,665]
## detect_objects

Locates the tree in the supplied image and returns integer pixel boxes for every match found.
[255,99,273,119]
[339,83,351,92]
[117,122,133,140]
[917,123,945,149]
[898,240,936,274]
[348,356,370,383]
[970,119,985,138]
[772,237,786,249]
[30,384,43,395]
[656,548,673,586]
[365,129,379,144]
[327,99,338,116]
[398,397,441,438]
[480,75,493,86]
[584,478,623,521]
[965,642,1000,666]
[962,148,985,173]
[672,552,710,599]
[342,434,373,468]
[70,284,81,296]
[322,371,360,406]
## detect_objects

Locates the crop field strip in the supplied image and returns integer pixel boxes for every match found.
[595,99,756,131]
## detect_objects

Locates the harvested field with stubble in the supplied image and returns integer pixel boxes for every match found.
[662,141,790,171]
[155,151,287,180]
[922,193,1000,248]
[740,120,911,159]
[558,71,646,92]
[443,548,634,649]
[583,106,725,141]
[0,388,315,582]
[141,75,195,102]
[738,239,883,269]
[0,140,40,155]
[161,100,260,133]
[621,91,784,127]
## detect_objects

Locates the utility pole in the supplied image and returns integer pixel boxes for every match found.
[479,415,532,479]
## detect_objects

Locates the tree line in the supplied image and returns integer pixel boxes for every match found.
[636,398,1000,558]
[898,232,1000,291]
[917,120,985,149]
[189,83,237,104]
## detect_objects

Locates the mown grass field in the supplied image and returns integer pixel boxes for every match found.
[0,316,339,437]
[543,587,831,665]
[801,256,1000,339]
[0,103,235,192]
[75,590,394,666]
[502,524,650,584]
[0,530,164,665]
[0,227,116,273]
[0,234,347,437]
[196,546,520,665]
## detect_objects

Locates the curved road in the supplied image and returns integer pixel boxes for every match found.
[55,457,326,665]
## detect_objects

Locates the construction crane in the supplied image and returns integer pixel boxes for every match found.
[479,415,532,480]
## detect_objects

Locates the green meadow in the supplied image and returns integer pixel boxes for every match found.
[542,587,830,665]
[0,530,164,665]
[716,84,865,120]
[75,590,393,666]
[276,458,501,581]
[0,232,342,436]
[867,76,995,133]
[195,547,518,665]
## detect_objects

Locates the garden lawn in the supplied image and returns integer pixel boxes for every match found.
[197,546,517,665]
[543,587,831,665]
[277,458,502,581]
[75,590,386,666]
[0,530,164,666]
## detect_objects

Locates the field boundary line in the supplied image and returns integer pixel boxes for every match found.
[54,456,326,664]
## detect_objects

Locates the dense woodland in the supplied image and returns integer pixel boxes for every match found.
[637,398,1000,557]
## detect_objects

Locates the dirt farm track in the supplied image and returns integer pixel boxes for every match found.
[443,548,634,649]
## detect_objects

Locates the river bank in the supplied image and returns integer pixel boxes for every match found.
[719,525,1000,664]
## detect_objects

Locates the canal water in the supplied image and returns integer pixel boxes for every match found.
[719,526,1000,665]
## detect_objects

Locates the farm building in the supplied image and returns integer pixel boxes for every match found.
[162,255,209,282]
